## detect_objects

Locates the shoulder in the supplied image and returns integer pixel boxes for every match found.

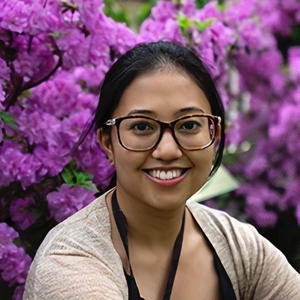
[41,191,111,255]
[187,201,256,243]
[24,189,127,299]
[186,201,262,267]
[187,201,300,299]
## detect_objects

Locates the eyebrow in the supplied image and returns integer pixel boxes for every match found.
[179,107,205,114]
[127,107,205,117]
[127,109,153,116]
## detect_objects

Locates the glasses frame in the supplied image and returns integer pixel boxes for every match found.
[104,114,221,152]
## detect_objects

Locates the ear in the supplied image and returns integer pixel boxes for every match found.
[213,123,222,152]
[215,123,221,142]
[97,128,114,165]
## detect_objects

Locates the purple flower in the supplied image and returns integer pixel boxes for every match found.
[74,133,115,188]
[288,46,300,83]
[244,154,268,180]
[269,103,300,156]
[225,0,257,24]
[0,244,32,287]
[10,197,35,231]
[12,285,25,300]
[151,1,177,22]
[110,21,140,57]
[0,116,3,143]
[238,184,279,227]
[26,1,63,35]
[139,19,166,42]
[56,29,90,69]
[180,0,196,18]
[10,34,56,83]
[0,223,32,288]
[73,66,104,90]
[46,184,95,222]
[0,1,31,33]
[0,141,44,188]
[195,1,223,21]
[283,179,300,209]
[33,145,71,177]
[139,1,184,44]
[0,223,18,246]
[0,58,10,81]
[73,0,105,32]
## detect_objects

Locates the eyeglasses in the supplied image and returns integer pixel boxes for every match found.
[104,114,221,152]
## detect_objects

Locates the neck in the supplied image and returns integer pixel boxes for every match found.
[112,189,186,248]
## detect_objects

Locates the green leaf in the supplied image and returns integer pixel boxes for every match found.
[104,0,130,26]
[61,161,94,188]
[61,167,75,186]
[177,12,192,32]
[195,0,211,9]
[218,0,225,7]
[0,110,19,131]
[195,18,215,32]
[136,3,154,26]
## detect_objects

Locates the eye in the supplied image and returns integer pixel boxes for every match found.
[127,118,158,135]
[178,120,202,133]
[131,122,153,132]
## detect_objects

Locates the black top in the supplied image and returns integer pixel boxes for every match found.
[112,191,236,300]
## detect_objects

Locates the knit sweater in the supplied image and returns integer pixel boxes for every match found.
[23,191,300,299]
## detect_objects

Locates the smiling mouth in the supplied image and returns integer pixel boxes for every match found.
[146,169,186,180]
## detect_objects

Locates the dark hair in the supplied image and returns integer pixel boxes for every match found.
[96,41,225,190]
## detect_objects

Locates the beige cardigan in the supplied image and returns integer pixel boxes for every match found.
[24,191,300,299]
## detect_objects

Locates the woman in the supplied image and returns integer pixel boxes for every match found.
[24,41,300,300]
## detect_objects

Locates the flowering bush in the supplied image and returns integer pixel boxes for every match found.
[1,0,300,298]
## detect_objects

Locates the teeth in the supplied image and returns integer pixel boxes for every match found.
[149,170,182,180]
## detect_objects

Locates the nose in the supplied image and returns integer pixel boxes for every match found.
[151,129,183,160]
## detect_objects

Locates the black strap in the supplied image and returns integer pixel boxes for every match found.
[112,190,185,300]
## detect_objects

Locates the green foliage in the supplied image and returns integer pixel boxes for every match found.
[0,110,19,131]
[195,0,225,11]
[195,18,215,31]
[177,12,192,32]
[195,0,210,9]
[104,0,130,25]
[104,0,156,30]
[177,12,214,33]
[135,1,156,27]
[61,160,94,188]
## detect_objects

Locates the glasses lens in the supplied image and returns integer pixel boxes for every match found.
[117,115,216,151]
[119,117,160,150]
[174,116,215,150]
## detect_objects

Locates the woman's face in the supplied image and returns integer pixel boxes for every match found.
[99,70,220,211]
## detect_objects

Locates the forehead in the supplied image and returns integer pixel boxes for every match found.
[113,70,212,119]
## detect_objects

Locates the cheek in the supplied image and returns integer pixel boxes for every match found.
[192,149,215,175]
[112,145,144,171]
